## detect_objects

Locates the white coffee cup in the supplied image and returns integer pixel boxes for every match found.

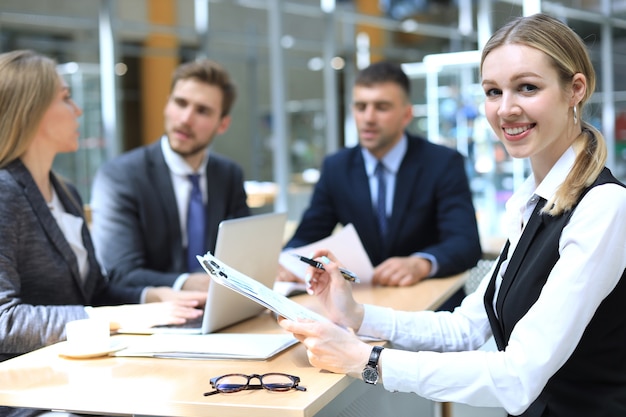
[65,318,111,352]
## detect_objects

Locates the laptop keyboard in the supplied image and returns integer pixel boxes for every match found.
[154,315,204,329]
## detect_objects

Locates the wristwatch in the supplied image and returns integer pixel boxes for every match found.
[362,345,384,385]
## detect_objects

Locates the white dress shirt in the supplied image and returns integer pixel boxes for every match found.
[357,147,626,415]
[361,137,405,218]
[160,136,209,289]
[48,188,88,281]
[361,136,439,275]
[160,136,209,246]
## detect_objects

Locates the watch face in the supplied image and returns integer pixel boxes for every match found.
[362,366,379,384]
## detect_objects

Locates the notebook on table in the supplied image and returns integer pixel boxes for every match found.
[114,332,297,360]
[116,211,288,335]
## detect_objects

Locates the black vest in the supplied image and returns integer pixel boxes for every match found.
[484,168,626,417]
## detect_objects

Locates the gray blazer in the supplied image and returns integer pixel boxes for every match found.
[90,140,250,288]
[0,160,141,361]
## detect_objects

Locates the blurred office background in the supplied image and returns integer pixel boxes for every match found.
[2,1,624,416]
[1,0,625,245]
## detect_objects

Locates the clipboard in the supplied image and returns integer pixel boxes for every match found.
[197,252,330,323]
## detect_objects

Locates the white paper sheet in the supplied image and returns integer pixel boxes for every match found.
[197,252,330,323]
[114,333,298,360]
[279,224,374,284]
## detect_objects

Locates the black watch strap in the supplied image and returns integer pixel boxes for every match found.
[362,345,384,385]
[368,345,384,367]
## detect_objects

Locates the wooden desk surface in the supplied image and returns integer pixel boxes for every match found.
[0,273,467,417]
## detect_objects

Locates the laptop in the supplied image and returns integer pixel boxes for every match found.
[117,211,287,334]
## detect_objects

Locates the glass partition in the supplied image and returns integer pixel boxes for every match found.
[404,52,526,240]
[2,0,626,227]
[55,63,107,203]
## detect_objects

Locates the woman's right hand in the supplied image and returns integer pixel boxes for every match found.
[305,249,364,332]
[88,300,204,331]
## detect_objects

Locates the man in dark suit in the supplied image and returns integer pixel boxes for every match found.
[281,61,481,309]
[90,59,250,293]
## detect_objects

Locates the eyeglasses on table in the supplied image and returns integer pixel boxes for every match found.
[204,373,307,396]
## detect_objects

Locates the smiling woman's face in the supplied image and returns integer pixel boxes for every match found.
[481,43,581,172]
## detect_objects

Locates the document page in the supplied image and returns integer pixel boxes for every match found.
[115,333,298,360]
[197,252,330,323]
[278,223,374,285]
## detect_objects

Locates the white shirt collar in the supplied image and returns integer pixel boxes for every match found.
[361,134,407,176]
[508,146,576,210]
[534,147,576,202]
[160,135,209,176]
[504,147,576,243]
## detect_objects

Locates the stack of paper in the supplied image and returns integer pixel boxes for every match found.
[114,333,298,360]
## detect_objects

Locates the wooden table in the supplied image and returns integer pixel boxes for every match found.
[0,272,467,417]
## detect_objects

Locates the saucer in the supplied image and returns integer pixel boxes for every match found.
[58,340,127,359]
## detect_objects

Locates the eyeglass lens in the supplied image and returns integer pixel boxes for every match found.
[204,373,306,396]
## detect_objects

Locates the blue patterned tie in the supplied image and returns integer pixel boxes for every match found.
[375,161,388,238]
[187,174,205,272]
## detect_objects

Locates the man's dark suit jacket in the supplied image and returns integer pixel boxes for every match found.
[286,133,481,279]
[90,140,250,288]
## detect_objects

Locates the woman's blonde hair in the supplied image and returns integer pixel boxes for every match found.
[0,50,59,168]
[480,14,606,216]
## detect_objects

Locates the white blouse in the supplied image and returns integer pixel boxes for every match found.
[48,188,88,281]
[357,148,626,415]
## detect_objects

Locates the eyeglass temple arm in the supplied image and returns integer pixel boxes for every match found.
[203,384,264,396]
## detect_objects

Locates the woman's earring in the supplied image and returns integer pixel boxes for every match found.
[573,105,578,125]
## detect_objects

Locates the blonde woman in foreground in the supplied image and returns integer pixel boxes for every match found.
[280,13,626,417]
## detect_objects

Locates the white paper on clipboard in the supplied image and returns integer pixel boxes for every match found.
[197,252,330,323]
[278,224,374,285]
